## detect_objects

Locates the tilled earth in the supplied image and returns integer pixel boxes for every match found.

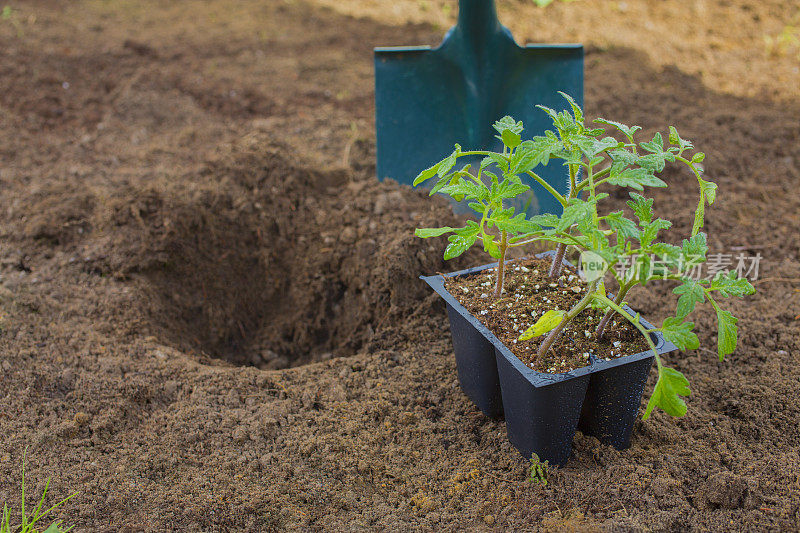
[1,0,799,531]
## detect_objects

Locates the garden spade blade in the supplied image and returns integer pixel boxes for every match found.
[375,0,583,215]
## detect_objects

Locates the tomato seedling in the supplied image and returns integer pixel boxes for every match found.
[414,93,755,419]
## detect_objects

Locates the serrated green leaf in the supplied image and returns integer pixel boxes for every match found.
[436,145,461,177]
[692,198,705,235]
[518,310,565,341]
[692,152,706,163]
[660,317,700,351]
[413,164,438,187]
[627,193,654,225]
[493,116,524,135]
[494,213,542,234]
[605,211,640,241]
[535,104,559,124]
[606,167,667,191]
[637,151,676,173]
[443,225,480,260]
[493,178,529,202]
[649,242,683,267]
[639,218,671,247]
[510,136,562,173]
[668,126,694,153]
[572,135,621,158]
[439,179,487,202]
[557,198,596,232]
[594,117,642,140]
[528,213,560,227]
[673,279,705,318]
[681,232,708,264]
[708,271,756,298]
[640,132,664,154]
[716,308,738,360]
[699,178,717,205]
[643,366,691,419]
[414,227,456,238]
[558,91,583,124]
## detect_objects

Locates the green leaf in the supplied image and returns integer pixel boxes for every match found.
[692,152,706,163]
[643,366,691,419]
[439,179,487,202]
[558,91,583,124]
[413,164,438,187]
[557,198,596,232]
[627,193,654,225]
[649,242,683,268]
[673,279,705,318]
[483,233,501,259]
[668,126,694,152]
[699,178,717,205]
[443,222,480,260]
[436,145,461,178]
[640,132,664,154]
[501,129,522,149]
[518,310,565,341]
[692,198,705,235]
[594,117,642,140]
[494,213,541,234]
[493,178,530,202]
[681,232,708,263]
[716,308,738,361]
[606,167,667,191]
[605,211,640,241]
[510,136,562,173]
[637,151,675,173]
[528,213,560,227]
[414,227,455,238]
[493,116,524,135]
[639,218,671,248]
[660,317,700,351]
[535,104,559,124]
[572,136,621,158]
[708,271,756,298]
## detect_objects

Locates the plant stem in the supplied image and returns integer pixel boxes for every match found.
[537,279,598,358]
[595,283,631,339]
[494,231,508,298]
[525,171,568,207]
[548,165,578,278]
[593,293,659,361]
[548,243,566,278]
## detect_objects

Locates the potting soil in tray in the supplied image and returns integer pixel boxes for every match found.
[443,257,649,373]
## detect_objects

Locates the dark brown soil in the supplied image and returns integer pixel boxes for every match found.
[1,0,800,531]
[444,258,648,372]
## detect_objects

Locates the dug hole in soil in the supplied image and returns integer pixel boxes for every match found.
[86,142,469,370]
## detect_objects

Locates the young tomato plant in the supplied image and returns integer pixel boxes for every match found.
[412,116,563,297]
[414,92,755,419]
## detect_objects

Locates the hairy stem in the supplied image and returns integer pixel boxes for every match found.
[548,243,566,278]
[494,231,508,298]
[595,283,632,339]
[537,279,599,358]
[548,165,579,278]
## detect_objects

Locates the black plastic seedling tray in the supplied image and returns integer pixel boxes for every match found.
[421,253,677,466]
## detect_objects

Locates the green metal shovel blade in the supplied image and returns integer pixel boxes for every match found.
[375,0,583,215]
